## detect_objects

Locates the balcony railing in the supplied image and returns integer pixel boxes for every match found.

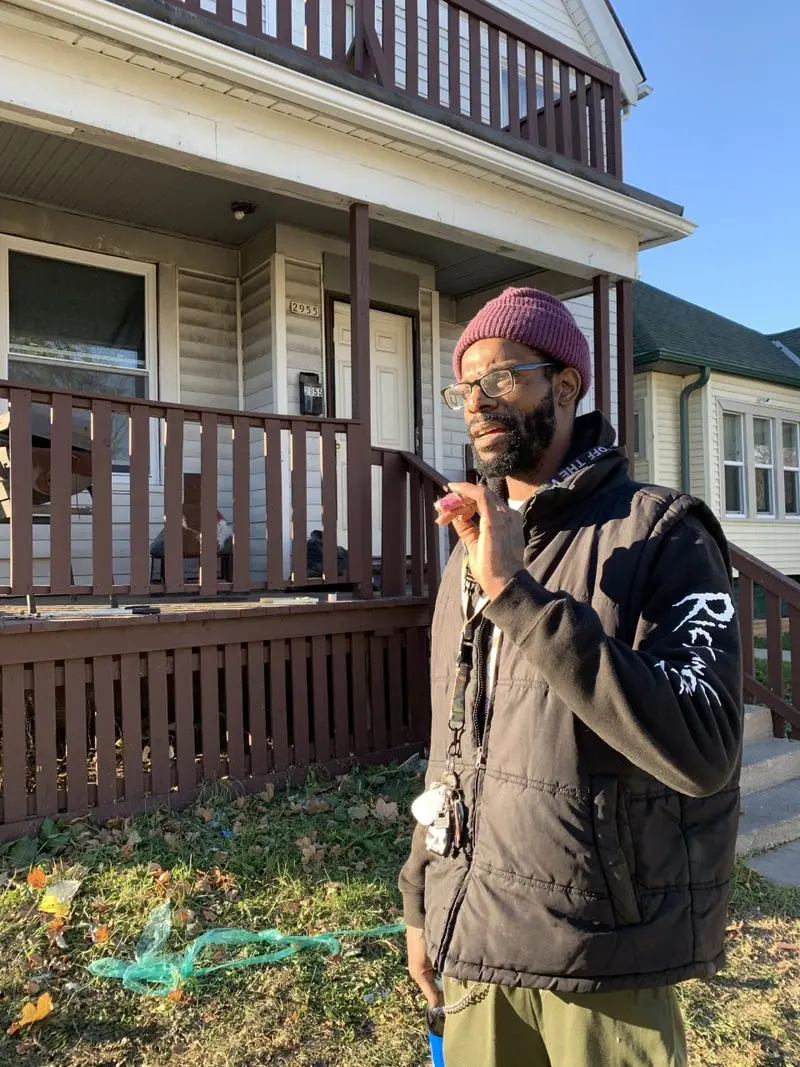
[114,0,623,178]
[0,382,446,602]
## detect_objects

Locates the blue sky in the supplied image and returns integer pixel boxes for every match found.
[611,0,800,335]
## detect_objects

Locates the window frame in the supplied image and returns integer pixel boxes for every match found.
[717,401,800,521]
[751,415,776,517]
[722,410,747,517]
[782,419,800,517]
[0,235,158,481]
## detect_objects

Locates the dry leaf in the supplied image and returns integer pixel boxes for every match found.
[202,909,218,922]
[305,799,332,815]
[725,921,744,939]
[166,989,183,1003]
[146,862,164,877]
[354,861,367,871]
[196,807,215,823]
[26,868,46,890]
[234,796,248,809]
[24,982,40,996]
[90,924,110,944]
[7,992,53,1035]
[260,784,275,803]
[126,829,142,848]
[374,798,399,822]
[348,805,369,821]
[774,942,800,953]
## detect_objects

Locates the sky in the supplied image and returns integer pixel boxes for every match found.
[610,0,800,335]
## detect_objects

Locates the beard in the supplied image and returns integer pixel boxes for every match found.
[470,388,557,480]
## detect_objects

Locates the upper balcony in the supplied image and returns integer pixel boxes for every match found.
[111,0,624,181]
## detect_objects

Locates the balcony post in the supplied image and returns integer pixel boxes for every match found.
[349,202,373,597]
[592,274,611,419]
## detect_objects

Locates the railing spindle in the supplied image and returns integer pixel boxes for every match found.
[427,0,440,104]
[524,46,538,144]
[332,0,347,63]
[200,411,218,595]
[216,0,233,24]
[49,393,73,593]
[291,424,308,584]
[91,399,114,596]
[246,0,263,35]
[506,37,520,138]
[305,0,320,55]
[320,424,339,582]
[129,405,150,595]
[558,61,573,159]
[541,53,556,150]
[574,71,588,164]
[381,451,407,597]
[488,25,501,128]
[766,591,785,735]
[448,3,461,114]
[587,79,603,170]
[790,607,799,735]
[409,465,424,596]
[163,409,184,592]
[276,0,292,43]
[265,422,284,589]
[738,572,755,697]
[469,15,482,121]
[232,415,251,592]
[9,388,33,596]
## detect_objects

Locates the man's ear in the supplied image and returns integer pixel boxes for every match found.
[556,367,582,406]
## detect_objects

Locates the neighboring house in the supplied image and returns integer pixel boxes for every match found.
[3,0,792,840]
[632,282,800,578]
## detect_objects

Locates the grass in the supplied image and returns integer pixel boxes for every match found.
[753,634,792,652]
[753,659,794,705]
[0,765,798,1067]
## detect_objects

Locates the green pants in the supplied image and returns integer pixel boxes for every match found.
[441,977,687,1067]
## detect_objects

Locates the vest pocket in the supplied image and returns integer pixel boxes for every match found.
[591,777,642,927]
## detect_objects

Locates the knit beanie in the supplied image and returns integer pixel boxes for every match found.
[452,287,591,400]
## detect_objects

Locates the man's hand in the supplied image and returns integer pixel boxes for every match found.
[406,926,443,1008]
[436,483,524,600]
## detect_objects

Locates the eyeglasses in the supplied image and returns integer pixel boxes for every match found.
[441,362,553,410]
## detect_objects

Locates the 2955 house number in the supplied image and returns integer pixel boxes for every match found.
[289,301,320,318]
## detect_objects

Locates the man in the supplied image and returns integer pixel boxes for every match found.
[399,287,742,1067]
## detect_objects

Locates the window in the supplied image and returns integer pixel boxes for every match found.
[6,245,153,471]
[632,410,642,457]
[784,421,800,516]
[723,412,745,515]
[752,417,775,515]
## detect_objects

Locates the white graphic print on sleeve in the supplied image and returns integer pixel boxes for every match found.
[655,592,735,706]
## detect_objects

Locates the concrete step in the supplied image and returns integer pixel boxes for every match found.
[740,737,800,795]
[746,840,800,887]
[743,704,773,744]
[737,779,800,855]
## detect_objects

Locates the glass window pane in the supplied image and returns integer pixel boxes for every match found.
[755,467,773,513]
[9,252,145,371]
[786,471,800,515]
[753,417,773,465]
[723,413,743,462]
[783,422,799,469]
[724,465,744,513]
[633,411,641,456]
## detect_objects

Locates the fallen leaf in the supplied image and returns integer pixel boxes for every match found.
[7,992,53,1035]
[725,921,744,938]
[348,805,369,821]
[260,784,275,803]
[24,982,40,996]
[305,799,332,815]
[146,862,164,877]
[202,909,218,922]
[196,807,215,823]
[773,942,800,953]
[374,798,399,821]
[125,829,142,848]
[26,868,46,890]
[234,796,248,809]
[45,918,65,939]
[90,924,110,944]
[166,989,183,1003]
[354,861,367,871]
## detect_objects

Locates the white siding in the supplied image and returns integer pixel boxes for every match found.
[419,289,436,465]
[440,315,470,482]
[566,290,618,433]
[632,373,650,484]
[242,261,272,581]
[648,372,683,491]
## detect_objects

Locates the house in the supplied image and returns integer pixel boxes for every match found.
[0,0,794,841]
[631,282,800,579]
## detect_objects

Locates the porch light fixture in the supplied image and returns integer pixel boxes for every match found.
[231,200,257,222]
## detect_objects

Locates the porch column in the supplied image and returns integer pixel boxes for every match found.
[349,202,373,597]
[592,275,611,418]
[616,279,635,467]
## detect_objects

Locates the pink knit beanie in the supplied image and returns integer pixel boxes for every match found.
[453,287,591,400]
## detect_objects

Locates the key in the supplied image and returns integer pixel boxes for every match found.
[425,803,453,857]
[451,796,467,851]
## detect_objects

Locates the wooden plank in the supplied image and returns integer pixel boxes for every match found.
[276,0,292,43]
[488,26,501,129]
[148,650,171,798]
[790,607,800,731]
[593,275,611,418]
[129,405,150,595]
[64,658,89,812]
[607,73,623,178]
[587,79,603,170]
[305,0,320,55]
[405,0,419,95]
[381,451,407,597]
[216,0,233,23]
[163,409,184,592]
[422,477,441,595]
[427,0,440,104]
[9,389,33,596]
[1,664,28,824]
[409,467,424,596]
[200,411,218,596]
[200,644,221,780]
[320,424,338,581]
[541,53,556,150]
[738,574,755,696]
[120,652,143,803]
[404,626,428,743]
[232,416,251,592]
[266,422,284,589]
[269,638,290,770]
[290,636,310,765]
[558,61,573,159]
[224,644,246,780]
[369,635,387,752]
[349,203,373,597]
[447,4,460,114]
[311,635,331,764]
[506,37,520,138]
[92,655,117,808]
[766,591,784,698]
[330,633,350,759]
[351,632,369,754]
[346,424,366,591]
[49,393,73,594]
[291,425,308,584]
[616,279,635,467]
[331,0,347,63]
[382,0,396,87]
[172,647,196,792]
[469,14,482,121]
[246,0,263,35]
[247,641,269,776]
[574,71,588,164]
[387,632,405,748]
[524,46,538,144]
[90,400,114,595]
[33,661,58,816]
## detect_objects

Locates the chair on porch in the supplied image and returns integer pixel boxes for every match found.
[149,473,233,584]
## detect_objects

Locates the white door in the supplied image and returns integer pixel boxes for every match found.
[332,302,414,557]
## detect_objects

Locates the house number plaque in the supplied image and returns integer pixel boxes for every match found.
[289,301,320,318]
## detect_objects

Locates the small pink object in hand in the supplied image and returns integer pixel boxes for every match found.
[435,492,465,515]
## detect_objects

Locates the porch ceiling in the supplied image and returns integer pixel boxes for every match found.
[0,120,541,297]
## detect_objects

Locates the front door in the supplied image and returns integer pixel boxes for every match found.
[332,301,414,557]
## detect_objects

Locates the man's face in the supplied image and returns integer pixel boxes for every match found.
[460,338,559,480]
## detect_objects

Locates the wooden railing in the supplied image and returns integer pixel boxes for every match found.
[117,0,623,178]
[732,544,799,740]
[0,382,446,602]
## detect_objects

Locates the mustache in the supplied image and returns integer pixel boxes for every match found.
[468,414,520,437]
